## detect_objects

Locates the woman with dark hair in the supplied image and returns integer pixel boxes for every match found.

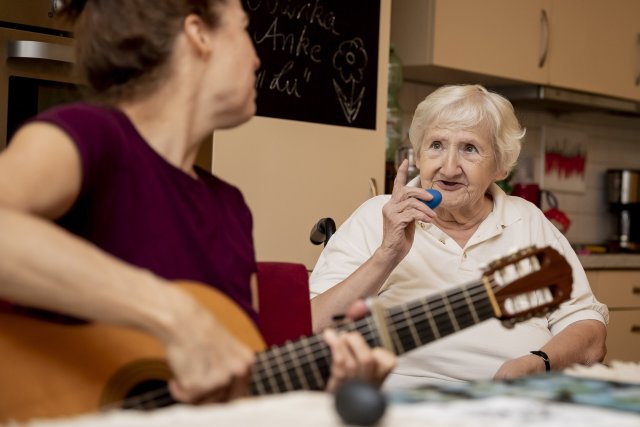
[0,0,394,407]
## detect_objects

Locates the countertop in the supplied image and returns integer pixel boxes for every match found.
[578,253,640,270]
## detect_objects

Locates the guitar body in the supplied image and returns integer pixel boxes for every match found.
[0,282,265,422]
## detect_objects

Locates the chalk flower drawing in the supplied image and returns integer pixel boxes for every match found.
[332,38,368,123]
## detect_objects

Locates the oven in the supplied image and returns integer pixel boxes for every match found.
[0,0,81,150]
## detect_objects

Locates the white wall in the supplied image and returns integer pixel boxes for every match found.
[399,81,640,246]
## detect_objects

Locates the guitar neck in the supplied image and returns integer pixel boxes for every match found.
[377,281,496,355]
[249,280,493,395]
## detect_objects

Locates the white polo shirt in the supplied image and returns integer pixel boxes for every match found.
[309,180,608,390]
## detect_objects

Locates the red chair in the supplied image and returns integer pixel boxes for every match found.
[255,262,313,347]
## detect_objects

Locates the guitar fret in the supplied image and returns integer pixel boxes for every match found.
[300,338,325,390]
[347,315,382,349]
[388,318,404,354]
[431,297,456,336]
[282,347,304,391]
[404,306,423,347]
[475,298,496,319]
[262,357,282,394]
[409,305,436,345]
[424,302,442,340]
[251,353,273,395]
[250,359,268,395]
[363,316,381,348]
[445,288,477,330]
[272,366,287,393]
[313,344,332,390]
[271,345,295,392]
[388,308,421,354]
[284,341,311,390]
[462,287,481,324]
[468,283,495,321]
[442,292,461,332]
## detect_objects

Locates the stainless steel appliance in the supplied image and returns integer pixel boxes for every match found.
[0,0,81,150]
[607,169,640,251]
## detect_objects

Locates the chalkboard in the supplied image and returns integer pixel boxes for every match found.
[244,0,380,130]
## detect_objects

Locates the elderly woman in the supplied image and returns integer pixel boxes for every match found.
[310,84,608,389]
[0,0,394,409]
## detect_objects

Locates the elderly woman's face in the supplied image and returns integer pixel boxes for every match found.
[416,126,504,212]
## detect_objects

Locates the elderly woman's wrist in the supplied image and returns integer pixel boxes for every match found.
[373,245,405,268]
[528,350,551,372]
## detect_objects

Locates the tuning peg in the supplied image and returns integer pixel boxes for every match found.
[507,246,522,255]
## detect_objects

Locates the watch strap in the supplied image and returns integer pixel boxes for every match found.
[530,350,551,372]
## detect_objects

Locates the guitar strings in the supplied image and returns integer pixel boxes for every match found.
[386,286,495,354]
[251,282,487,374]
[104,335,334,410]
[230,281,496,395]
[99,385,174,413]
[249,282,492,389]
[103,279,502,409]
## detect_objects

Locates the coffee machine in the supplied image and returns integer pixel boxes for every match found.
[607,169,640,252]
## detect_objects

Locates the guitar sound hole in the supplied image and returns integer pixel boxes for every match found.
[121,380,175,410]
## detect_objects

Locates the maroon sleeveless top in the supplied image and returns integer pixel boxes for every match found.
[34,103,258,323]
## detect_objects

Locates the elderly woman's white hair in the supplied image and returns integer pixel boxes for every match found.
[408,84,526,176]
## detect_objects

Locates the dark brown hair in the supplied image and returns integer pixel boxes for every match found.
[61,0,227,103]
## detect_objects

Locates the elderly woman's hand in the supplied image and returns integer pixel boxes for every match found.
[493,354,546,380]
[380,159,438,263]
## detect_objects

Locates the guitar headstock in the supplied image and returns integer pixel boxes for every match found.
[482,246,573,325]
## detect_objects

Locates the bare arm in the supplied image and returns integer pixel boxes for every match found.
[311,248,400,331]
[493,319,607,379]
[311,160,437,331]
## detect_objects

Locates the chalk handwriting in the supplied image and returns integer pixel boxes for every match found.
[246,0,340,35]
[254,17,322,63]
[244,0,379,128]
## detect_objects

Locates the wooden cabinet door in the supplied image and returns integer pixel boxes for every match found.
[605,311,640,363]
[586,269,640,363]
[392,0,550,84]
[549,0,640,100]
[431,0,550,83]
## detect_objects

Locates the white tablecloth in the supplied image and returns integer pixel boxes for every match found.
[14,391,639,427]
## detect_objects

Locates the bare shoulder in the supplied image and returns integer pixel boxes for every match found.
[0,122,82,219]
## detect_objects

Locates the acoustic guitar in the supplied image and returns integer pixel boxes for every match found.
[0,246,572,422]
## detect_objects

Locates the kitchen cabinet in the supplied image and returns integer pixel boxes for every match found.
[391,0,640,101]
[586,270,640,363]
[391,0,550,85]
[549,1,640,101]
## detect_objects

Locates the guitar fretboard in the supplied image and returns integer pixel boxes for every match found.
[249,280,493,395]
